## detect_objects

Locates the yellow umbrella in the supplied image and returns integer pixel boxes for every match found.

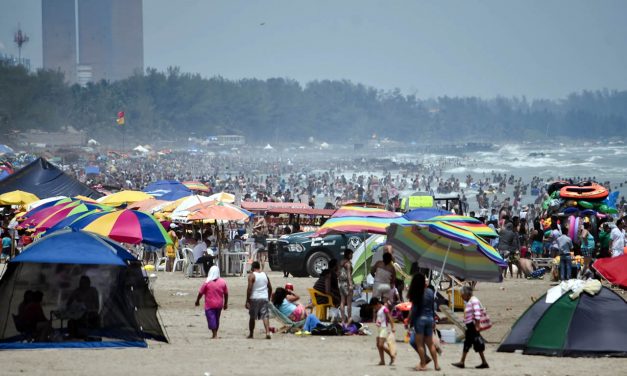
[208,191,235,203]
[0,190,40,206]
[97,190,154,207]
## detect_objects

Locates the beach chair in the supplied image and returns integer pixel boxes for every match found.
[184,249,204,277]
[172,247,187,272]
[307,288,333,321]
[267,303,306,333]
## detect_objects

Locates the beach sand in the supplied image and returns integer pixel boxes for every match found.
[2,269,627,376]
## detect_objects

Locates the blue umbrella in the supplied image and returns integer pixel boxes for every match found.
[142,180,192,201]
[403,207,451,221]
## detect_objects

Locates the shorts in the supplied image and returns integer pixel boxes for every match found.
[290,304,306,321]
[377,327,388,338]
[414,316,434,337]
[338,281,351,297]
[463,323,485,353]
[531,241,543,256]
[580,247,593,258]
[248,299,269,320]
[205,308,222,330]
[373,283,391,299]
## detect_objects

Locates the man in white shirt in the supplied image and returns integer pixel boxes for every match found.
[610,219,625,257]
[188,237,213,276]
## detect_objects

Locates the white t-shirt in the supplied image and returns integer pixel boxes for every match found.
[376,306,389,328]
[192,242,208,262]
[610,227,625,257]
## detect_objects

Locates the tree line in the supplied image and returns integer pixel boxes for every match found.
[1,61,626,145]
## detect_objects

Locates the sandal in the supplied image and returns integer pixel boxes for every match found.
[451,362,465,369]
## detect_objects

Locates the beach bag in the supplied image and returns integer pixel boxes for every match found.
[386,331,397,357]
[478,305,492,332]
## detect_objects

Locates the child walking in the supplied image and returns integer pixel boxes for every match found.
[371,297,396,366]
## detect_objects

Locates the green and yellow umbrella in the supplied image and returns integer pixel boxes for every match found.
[387,222,506,282]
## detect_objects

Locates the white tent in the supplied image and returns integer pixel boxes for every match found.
[87,139,100,146]
[133,145,149,153]
[263,144,274,150]
[320,142,330,149]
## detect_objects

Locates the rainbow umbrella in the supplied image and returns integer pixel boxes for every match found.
[414,215,498,238]
[31,204,109,233]
[207,191,235,203]
[21,201,110,229]
[182,181,210,193]
[312,216,411,237]
[67,209,172,247]
[387,222,506,282]
[25,196,68,211]
[333,205,401,218]
[42,209,104,236]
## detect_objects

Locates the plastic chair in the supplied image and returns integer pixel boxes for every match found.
[155,254,168,272]
[172,248,186,272]
[307,288,333,321]
[184,249,204,277]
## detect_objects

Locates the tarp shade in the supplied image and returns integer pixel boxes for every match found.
[0,158,101,199]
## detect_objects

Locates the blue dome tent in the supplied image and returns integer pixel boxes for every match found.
[0,230,168,349]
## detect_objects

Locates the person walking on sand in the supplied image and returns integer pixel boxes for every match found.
[246,261,273,339]
[452,285,489,369]
[338,249,354,325]
[195,265,228,339]
[407,273,440,371]
[371,297,396,366]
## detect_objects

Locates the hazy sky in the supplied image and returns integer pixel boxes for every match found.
[1,0,627,98]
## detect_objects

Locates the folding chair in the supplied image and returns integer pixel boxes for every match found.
[267,303,306,333]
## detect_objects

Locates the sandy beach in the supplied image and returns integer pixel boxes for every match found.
[1,268,625,376]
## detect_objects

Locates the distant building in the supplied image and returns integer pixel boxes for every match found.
[207,135,246,146]
[42,0,143,85]
[19,130,86,148]
[42,0,76,83]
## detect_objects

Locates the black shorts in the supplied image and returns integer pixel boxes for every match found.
[463,323,485,353]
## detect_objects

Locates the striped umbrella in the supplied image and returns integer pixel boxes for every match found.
[207,191,235,203]
[312,216,411,237]
[333,205,401,218]
[25,196,68,211]
[68,209,172,247]
[419,215,498,238]
[31,204,109,234]
[387,222,506,282]
[42,210,104,236]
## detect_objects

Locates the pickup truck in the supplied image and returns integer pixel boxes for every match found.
[268,231,368,277]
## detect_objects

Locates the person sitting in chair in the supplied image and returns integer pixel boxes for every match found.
[17,290,51,342]
[271,287,309,322]
[190,236,214,276]
[66,276,100,339]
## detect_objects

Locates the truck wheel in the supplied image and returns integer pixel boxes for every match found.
[306,251,330,277]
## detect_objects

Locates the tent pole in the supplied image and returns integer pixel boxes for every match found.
[438,240,452,310]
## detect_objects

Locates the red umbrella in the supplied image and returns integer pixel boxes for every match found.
[593,255,627,289]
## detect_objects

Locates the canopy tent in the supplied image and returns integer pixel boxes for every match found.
[497,286,627,357]
[0,230,168,349]
[0,158,101,199]
[142,180,192,201]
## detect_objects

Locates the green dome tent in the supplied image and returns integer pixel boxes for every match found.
[498,286,627,357]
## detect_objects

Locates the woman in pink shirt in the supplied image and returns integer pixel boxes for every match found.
[195,265,229,339]
[452,285,489,369]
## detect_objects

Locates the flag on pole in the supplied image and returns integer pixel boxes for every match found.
[116,111,125,125]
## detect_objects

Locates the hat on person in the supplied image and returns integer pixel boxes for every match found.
[170,223,178,229]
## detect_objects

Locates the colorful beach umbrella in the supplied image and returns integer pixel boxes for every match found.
[182,181,210,193]
[333,205,401,218]
[351,234,387,284]
[67,209,172,247]
[97,191,154,207]
[207,191,235,203]
[187,202,252,222]
[42,209,104,236]
[386,222,506,282]
[0,190,40,206]
[168,195,216,222]
[20,201,83,228]
[31,204,108,233]
[413,215,498,238]
[128,199,170,213]
[403,208,451,221]
[25,196,68,211]
[312,216,411,237]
